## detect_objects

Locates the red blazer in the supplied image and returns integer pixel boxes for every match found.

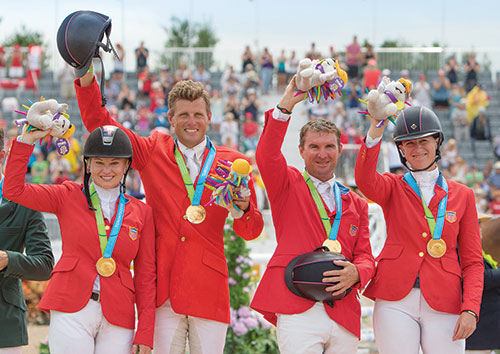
[75,79,263,323]
[250,110,375,338]
[355,139,484,316]
[3,140,156,348]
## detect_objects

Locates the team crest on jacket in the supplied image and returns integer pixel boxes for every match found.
[129,227,138,240]
[350,224,358,236]
[445,211,457,223]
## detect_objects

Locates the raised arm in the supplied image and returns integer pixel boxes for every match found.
[256,76,303,201]
[75,63,157,171]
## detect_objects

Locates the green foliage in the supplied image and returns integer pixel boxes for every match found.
[2,25,49,70]
[39,342,49,354]
[3,25,44,46]
[160,17,218,70]
[223,220,279,354]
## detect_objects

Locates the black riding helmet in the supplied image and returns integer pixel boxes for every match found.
[393,106,444,172]
[83,126,133,209]
[284,247,351,307]
[57,10,117,106]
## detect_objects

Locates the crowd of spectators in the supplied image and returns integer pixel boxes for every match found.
[1,40,499,215]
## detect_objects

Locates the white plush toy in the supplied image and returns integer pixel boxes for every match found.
[16,98,75,155]
[365,76,413,122]
[295,58,348,103]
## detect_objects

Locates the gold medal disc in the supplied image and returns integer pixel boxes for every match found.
[96,257,116,277]
[427,239,447,258]
[323,239,342,253]
[186,205,206,224]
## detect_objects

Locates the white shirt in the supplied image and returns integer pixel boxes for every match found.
[309,174,336,211]
[177,138,207,182]
[92,183,121,293]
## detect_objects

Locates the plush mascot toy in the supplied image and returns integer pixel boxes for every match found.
[295,58,348,103]
[205,158,252,219]
[15,98,74,155]
[359,76,413,125]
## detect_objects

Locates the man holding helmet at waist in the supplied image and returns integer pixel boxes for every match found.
[250,75,375,354]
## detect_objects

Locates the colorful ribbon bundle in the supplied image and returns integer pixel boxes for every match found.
[204,159,252,213]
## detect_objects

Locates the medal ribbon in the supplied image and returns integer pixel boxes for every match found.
[302,170,342,240]
[89,183,126,258]
[403,172,448,240]
[174,137,216,205]
[0,178,3,201]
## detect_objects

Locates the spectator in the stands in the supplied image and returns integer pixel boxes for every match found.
[135,41,149,75]
[174,62,191,83]
[413,74,432,108]
[221,65,240,91]
[445,56,459,86]
[225,92,241,122]
[241,63,260,94]
[452,98,469,142]
[362,43,377,69]
[149,81,165,112]
[465,53,479,92]
[494,129,500,160]
[465,164,484,188]
[242,112,259,152]
[118,83,137,110]
[58,64,76,99]
[277,49,287,92]
[440,139,459,171]
[432,69,451,109]
[31,149,49,184]
[152,99,169,130]
[488,190,500,215]
[113,43,125,74]
[470,107,492,158]
[210,90,224,132]
[362,59,381,91]
[242,88,260,122]
[220,112,239,149]
[159,66,174,97]
[287,51,299,81]
[346,36,362,79]
[466,85,490,123]
[241,45,256,73]
[9,44,24,78]
[305,42,321,60]
[192,63,211,88]
[118,102,137,130]
[259,47,274,94]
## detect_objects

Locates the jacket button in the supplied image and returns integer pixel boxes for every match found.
[419,252,424,257]
[180,236,186,242]
[422,232,427,238]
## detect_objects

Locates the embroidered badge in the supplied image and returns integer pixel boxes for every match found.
[129,227,138,240]
[350,224,358,236]
[445,211,457,223]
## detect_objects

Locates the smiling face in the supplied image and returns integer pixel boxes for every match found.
[88,157,129,189]
[299,131,343,182]
[399,136,439,171]
[168,98,211,148]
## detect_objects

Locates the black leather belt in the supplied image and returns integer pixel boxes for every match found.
[90,292,101,302]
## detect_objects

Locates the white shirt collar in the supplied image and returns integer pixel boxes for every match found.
[411,167,439,188]
[177,137,207,161]
[93,183,121,220]
[309,174,336,191]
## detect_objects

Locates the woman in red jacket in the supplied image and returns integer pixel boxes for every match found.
[3,124,156,354]
[355,106,484,354]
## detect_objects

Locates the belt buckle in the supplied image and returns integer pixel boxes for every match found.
[92,292,101,302]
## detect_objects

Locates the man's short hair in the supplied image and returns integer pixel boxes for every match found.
[0,128,4,150]
[168,80,211,116]
[299,119,342,148]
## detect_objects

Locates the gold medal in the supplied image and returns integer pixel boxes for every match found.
[96,257,116,277]
[323,239,342,253]
[427,239,447,258]
[185,205,206,224]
